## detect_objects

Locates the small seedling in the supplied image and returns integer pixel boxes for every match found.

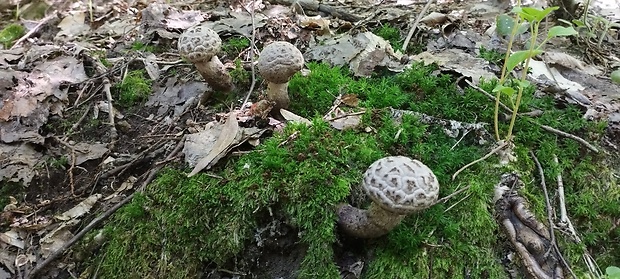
[492,6,577,141]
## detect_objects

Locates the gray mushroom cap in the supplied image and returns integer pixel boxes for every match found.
[178,25,222,62]
[363,156,439,215]
[257,41,304,84]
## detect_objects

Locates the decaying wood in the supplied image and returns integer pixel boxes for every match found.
[494,173,566,279]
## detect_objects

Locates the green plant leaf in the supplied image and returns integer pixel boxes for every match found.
[506,50,542,73]
[516,80,531,89]
[496,14,517,36]
[518,6,558,22]
[607,266,620,279]
[493,84,516,97]
[611,70,620,84]
[512,7,534,21]
[547,26,578,38]
[571,19,586,27]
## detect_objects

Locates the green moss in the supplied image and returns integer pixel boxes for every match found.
[131,41,158,53]
[230,59,250,86]
[222,36,250,55]
[479,45,505,65]
[114,70,152,107]
[375,24,403,51]
[0,23,25,48]
[94,62,617,278]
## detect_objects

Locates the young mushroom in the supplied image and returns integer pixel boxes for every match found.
[178,24,234,93]
[337,156,440,238]
[256,41,304,112]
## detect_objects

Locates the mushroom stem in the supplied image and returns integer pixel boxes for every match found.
[266,82,291,111]
[195,56,234,92]
[337,202,406,238]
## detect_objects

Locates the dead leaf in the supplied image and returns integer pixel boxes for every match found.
[421,12,449,26]
[188,112,239,177]
[281,109,312,125]
[0,230,24,249]
[341,94,359,107]
[305,32,404,77]
[103,176,137,201]
[55,194,101,221]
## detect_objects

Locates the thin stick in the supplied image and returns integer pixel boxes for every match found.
[402,0,434,52]
[466,80,513,113]
[102,77,118,142]
[553,155,568,224]
[25,193,134,279]
[537,124,598,153]
[241,0,258,109]
[530,151,577,279]
[26,136,187,278]
[452,141,509,180]
[434,185,471,205]
[11,14,55,49]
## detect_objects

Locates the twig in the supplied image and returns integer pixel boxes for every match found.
[553,155,568,225]
[100,140,167,179]
[26,136,187,278]
[444,193,471,213]
[324,110,366,122]
[241,1,258,109]
[435,185,471,205]
[466,80,513,113]
[553,156,602,278]
[452,141,509,180]
[62,104,93,142]
[25,193,135,279]
[530,151,577,279]
[11,14,56,49]
[102,77,118,143]
[537,124,599,153]
[402,0,434,52]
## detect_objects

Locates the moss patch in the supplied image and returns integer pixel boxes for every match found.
[93,61,618,278]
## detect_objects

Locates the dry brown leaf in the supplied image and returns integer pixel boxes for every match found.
[341,94,359,107]
[188,112,239,177]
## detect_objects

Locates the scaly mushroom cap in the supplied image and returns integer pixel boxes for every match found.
[178,24,222,63]
[363,156,439,215]
[256,41,304,84]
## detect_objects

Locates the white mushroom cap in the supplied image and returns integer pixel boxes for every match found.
[178,24,222,62]
[257,41,304,84]
[363,156,439,215]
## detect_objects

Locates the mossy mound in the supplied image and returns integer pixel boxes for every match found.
[93,62,618,278]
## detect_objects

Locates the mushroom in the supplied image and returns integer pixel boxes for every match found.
[178,24,233,93]
[256,41,304,112]
[337,156,440,238]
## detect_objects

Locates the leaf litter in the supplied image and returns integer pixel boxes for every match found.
[0,0,619,278]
